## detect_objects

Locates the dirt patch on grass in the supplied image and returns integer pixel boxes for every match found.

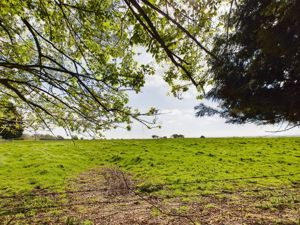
[1,167,299,224]
[63,168,300,225]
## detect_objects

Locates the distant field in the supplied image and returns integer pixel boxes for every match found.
[0,138,299,224]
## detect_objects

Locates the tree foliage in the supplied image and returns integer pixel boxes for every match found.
[0,0,223,135]
[3,0,297,132]
[171,134,184,138]
[0,100,23,139]
[196,0,300,126]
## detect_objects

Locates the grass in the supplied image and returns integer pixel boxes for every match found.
[0,137,299,196]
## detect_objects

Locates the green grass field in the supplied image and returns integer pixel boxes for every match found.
[0,137,299,195]
[1,137,300,224]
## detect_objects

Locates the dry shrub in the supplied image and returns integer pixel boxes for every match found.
[101,167,135,196]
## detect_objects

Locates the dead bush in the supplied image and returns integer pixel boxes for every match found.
[101,167,135,196]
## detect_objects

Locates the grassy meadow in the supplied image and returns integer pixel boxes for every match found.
[0,137,300,224]
[0,137,299,196]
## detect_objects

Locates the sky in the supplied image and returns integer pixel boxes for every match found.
[103,51,300,139]
[104,73,300,139]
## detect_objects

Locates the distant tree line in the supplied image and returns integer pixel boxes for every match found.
[151,135,167,139]
[9,134,65,141]
[0,133,86,141]
[152,134,205,139]
[171,134,185,138]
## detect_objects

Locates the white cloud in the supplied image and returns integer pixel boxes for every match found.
[145,74,165,88]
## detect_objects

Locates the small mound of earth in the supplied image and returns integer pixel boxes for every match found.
[64,167,178,225]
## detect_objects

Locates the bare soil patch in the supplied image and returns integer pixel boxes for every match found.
[63,168,300,225]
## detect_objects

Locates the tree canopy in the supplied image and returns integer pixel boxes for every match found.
[1,0,298,134]
[196,0,300,127]
[0,0,223,135]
